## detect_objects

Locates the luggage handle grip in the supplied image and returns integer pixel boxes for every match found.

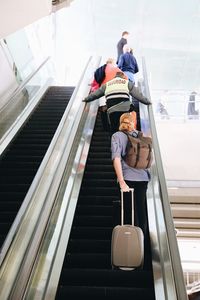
[120,188,134,226]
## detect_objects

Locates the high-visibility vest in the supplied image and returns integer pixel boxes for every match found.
[105,77,130,101]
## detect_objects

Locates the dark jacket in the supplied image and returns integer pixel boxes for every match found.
[118,52,139,74]
[94,64,106,85]
[117,37,127,62]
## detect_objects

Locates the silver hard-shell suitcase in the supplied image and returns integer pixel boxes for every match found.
[111,188,144,270]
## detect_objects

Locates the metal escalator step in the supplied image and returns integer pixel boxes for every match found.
[2,156,43,163]
[83,172,116,180]
[67,239,110,253]
[85,165,114,172]
[70,227,113,240]
[56,285,156,300]
[0,183,30,192]
[0,212,17,222]
[78,195,118,205]
[80,187,118,196]
[87,152,111,159]
[63,253,110,269]
[86,158,113,165]
[0,201,21,211]
[76,205,113,216]
[58,268,154,288]
[82,179,116,188]
[73,215,113,227]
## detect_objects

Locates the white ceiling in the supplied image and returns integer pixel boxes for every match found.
[61,0,200,91]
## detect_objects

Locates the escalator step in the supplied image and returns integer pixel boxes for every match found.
[0,212,16,222]
[85,165,114,172]
[76,205,113,216]
[0,184,30,192]
[74,216,113,227]
[0,175,35,183]
[80,187,118,196]
[70,227,113,240]
[59,268,154,287]
[82,179,116,188]
[0,201,21,211]
[78,195,118,205]
[56,286,156,300]
[63,253,110,268]
[67,239,110,253]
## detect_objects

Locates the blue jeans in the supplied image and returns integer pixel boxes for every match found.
[124,71,134,83]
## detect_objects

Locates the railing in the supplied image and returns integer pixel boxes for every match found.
[0,55,101,300]
[151,90,200,121]
[140,57,188,300]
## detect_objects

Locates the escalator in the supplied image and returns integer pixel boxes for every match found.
[0,86,74,249]
[2,56,187,300]
[55,111,156,299]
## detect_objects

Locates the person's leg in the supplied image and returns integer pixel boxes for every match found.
[109,111,126,134]
[130,99,141,130]
[122,181,148,229]
[124,180,152,270]
[99,105,109,131]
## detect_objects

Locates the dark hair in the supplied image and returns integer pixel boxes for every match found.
[122,31,129,36]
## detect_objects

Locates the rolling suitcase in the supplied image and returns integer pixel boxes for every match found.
[111,188,144,270]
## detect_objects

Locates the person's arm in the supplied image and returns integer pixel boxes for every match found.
[111,133,130,192]
[128,82,151,105]
[113,157,129,192]
[83,85,105,102]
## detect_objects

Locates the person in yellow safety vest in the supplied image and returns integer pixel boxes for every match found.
[83,71,151,133]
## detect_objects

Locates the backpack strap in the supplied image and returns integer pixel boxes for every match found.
[121,130,139,138]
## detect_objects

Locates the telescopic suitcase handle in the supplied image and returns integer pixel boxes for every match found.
[120,188,134,226]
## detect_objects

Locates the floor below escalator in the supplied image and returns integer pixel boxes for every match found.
[55,111,155,300]
[0,86,74,249]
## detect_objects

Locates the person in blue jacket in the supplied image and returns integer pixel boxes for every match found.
[118,44,139,84]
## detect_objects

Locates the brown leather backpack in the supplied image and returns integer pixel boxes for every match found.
[122,131,153,169]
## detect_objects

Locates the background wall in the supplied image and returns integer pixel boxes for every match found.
[156,121,200,181]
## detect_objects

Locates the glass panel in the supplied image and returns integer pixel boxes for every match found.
[0,58,53,139]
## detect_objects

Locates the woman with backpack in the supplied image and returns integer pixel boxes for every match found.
[111,112,152,270]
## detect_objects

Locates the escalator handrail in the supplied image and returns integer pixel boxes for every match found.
[0,56,101,300]
[0,56,51,114]
[141,56,188,300]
